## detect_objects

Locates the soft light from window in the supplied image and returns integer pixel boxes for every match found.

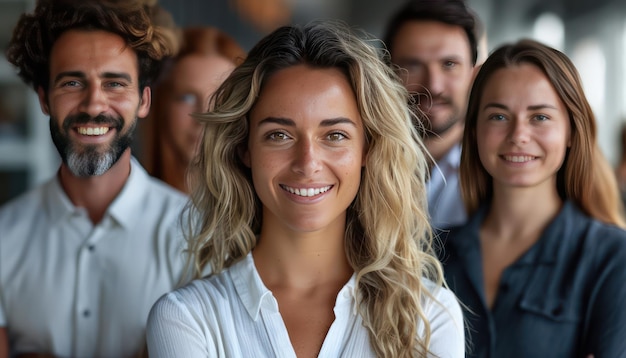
[622,18,626,116]
[572,38,606,121]
[533,12,564,50]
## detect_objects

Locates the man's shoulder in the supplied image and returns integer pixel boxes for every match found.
[0,180,51,223]
[127,161,188,215]
[0,181,55,255]
[143,175,188,204]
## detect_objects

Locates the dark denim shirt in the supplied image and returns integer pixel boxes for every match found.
[437,201,626,358]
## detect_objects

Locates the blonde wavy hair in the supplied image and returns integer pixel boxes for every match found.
[461,38,625,228]
[186,21,446,357]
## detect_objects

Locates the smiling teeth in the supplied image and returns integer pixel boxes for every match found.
[283,185,332,197]
[78,127,109,136]
[505,155,534,163]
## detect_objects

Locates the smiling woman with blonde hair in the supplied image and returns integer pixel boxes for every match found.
[147,21,464,357]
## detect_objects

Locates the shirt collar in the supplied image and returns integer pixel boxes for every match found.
[450,201,585,265]
[107,157,151,228]
[336,273,357,316]
[230,253,276,321]
[45,172,77,227]
[437,143,462,170]
[519,200,586,264]
[445,204,484,253]
[44,157,151,229]
[230,253,358,321]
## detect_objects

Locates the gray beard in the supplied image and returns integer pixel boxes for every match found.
[65,146,117,177]
[49,113,135,177]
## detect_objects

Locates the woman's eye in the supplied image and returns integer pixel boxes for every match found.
[535,114,549,121]
[327,132,347,141]
[267,132,290,141]
[489,114,506,121]
[443,60,457,69]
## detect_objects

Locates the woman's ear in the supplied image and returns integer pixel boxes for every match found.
[361,146,368,167]
[238,144,251,168]
[567,119,573,148]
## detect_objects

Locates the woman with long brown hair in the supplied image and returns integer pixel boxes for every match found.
[438,38,626,357]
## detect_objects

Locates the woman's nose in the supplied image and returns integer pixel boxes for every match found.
[291,138,323,175]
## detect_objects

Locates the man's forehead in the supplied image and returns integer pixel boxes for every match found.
[50,29,139,78]
[392,21,472,61]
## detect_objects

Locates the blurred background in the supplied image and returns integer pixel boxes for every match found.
[0,0,625,205]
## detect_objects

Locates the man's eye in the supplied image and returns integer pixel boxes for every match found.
[62,80,80,87]
[106,82,125,88]
[177,94,197,105]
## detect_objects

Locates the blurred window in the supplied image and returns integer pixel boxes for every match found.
[572,38,606,122]
[533,12,564,50]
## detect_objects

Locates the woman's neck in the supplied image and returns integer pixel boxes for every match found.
[252,219,352,291]
[484,183,563,243]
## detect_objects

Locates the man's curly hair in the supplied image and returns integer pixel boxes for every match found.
[6,0,177,92]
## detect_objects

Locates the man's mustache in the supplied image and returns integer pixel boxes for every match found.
[410,93,452,109]
[62,113,123,131]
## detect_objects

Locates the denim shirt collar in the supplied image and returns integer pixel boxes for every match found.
[450,200,585,265]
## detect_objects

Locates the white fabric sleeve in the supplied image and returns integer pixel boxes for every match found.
[426,286,465,358]
[146,291,215,358]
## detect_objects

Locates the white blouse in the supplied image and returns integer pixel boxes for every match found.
[147,253,464,357]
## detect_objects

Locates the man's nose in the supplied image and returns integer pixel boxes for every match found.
[79,84,108,117]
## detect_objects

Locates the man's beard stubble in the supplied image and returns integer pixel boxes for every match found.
[410,92,462,139]
[50,113,135,177]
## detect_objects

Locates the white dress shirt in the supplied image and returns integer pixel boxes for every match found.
[147,253,465,358]
[427,143,467,229]
[0,157,189,358]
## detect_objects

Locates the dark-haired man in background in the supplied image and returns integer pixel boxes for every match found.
[384,0,481,229]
